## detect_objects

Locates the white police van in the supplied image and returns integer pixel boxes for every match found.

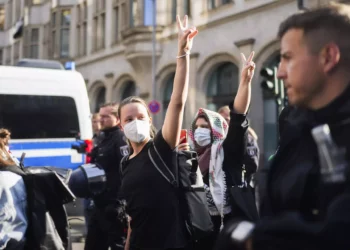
[0,59,93,170]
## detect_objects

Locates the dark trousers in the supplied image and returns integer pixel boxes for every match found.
[84,207,125,250]
[193,214,232,250]
[83,198,95,235]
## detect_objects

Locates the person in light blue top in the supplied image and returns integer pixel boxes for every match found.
[0,171,27,250]
[0,130,28,250]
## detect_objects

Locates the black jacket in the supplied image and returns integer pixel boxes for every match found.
[254,85,350,250]
[90,126,128,208]
[223,110,259,221]
[245,132,260,180]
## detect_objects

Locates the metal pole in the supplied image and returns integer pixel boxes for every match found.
[152,0,156,101]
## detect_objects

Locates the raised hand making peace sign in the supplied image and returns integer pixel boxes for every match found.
[240,51,256,85]
[233,51,256,114]
[176,15,198,55]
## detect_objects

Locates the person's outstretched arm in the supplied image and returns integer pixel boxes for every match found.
[162,15,198,149]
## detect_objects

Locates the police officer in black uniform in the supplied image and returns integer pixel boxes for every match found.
[85,102,128,250]
[215,3,350,250]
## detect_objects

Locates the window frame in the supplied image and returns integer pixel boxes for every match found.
[76,1,87,57]
[6,0,13,30]
[121,81,136,100]
[95,87,106,113]
[30,28,39,58]
[50,8,72,59]
[171,0,177,23]
[162,73,175,117]
[92,0,106,52]
[112,0,121,43]
[206,62,239,111]
[207,0,232,11]
[59,9,71,58]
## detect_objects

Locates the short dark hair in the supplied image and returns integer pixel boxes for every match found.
[100,102,119,118]
[278,2,350,64]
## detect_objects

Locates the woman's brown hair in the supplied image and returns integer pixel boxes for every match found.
[0,128,16,166]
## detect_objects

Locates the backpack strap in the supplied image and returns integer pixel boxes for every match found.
[148,143,178,188]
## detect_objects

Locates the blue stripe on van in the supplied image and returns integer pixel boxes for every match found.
[10,140,85,170]
[10,141,75,150]
[23,156,82,170]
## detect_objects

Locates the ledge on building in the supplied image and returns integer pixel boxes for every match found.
[234,38,256,48]
[121,26,163,43]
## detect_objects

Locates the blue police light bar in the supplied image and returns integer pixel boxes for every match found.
[65,61,76,70]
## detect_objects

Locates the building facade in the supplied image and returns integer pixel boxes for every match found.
[0,0,347,164]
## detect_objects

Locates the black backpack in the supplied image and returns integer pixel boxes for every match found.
[147,143,214,241]
[0,165,75,250]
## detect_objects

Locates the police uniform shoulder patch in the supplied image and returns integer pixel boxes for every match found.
[247,146,256,157]
[120,145,129,157]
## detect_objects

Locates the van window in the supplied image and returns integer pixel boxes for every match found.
[0,94,79,139]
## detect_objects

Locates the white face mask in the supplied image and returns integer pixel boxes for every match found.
[194,127,211,147]
[123,119,150,143]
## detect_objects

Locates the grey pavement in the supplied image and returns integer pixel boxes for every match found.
[72,242,85,250]
[69,216,86,250]
[66,198,87,250]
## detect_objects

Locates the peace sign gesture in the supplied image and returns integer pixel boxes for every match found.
[240,51,256,85]
[176,15,198,54]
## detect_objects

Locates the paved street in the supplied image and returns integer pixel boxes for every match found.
[72,242,85,250]
[66,199,87,250]
[70,216,86,250]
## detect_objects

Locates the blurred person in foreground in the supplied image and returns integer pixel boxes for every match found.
[0,132,27,249]
[216,3,350,250]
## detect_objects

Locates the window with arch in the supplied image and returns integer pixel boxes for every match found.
[121,81,136,100]
[262,53,280,166]
[95,87,106,112]
[162,73,175,117]
[206,62,239,112]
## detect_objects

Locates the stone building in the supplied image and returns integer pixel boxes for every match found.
[0,0,347,164]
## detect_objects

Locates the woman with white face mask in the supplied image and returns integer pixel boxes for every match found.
[188,52,258,250]
[117,15,198,250]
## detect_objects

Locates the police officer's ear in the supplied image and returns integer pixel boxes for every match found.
[320,43,341,74]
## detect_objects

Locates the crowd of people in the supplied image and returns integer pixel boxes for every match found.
[1,2,350,250]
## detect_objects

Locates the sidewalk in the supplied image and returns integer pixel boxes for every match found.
[69,216,86,250]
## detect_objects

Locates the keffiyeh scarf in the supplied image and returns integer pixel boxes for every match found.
[188,108,231,229]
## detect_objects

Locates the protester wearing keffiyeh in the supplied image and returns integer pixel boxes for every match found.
[189,108,230,229]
